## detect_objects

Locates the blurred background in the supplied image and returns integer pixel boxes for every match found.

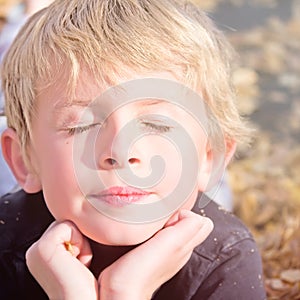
[0,0,300,299]
[198,1,300,299]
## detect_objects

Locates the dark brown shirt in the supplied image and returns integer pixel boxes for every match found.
[0,190,266,299]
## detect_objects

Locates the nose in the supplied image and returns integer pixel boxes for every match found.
[96,118,141,170]
[100,156,140,169]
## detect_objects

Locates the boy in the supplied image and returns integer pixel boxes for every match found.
[0,0,266,299]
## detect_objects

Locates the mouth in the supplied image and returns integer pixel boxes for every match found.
[89,186,151,207]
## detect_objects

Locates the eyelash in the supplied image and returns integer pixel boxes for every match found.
[141,121,172,133]
[64,120,173,136]
[66,123,100,135]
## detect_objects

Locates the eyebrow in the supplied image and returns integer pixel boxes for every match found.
[53,98,164,111]
[53,99,92,111]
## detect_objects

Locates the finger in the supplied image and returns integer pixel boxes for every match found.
[177,209,214,245]
[156,210,213,253]
[40,221,91,259]
[47,221,93,268]
[163,211,180,227]
[63,222,93,267]
[26,222,96,298]
[177,211,213,261]
[77,236,93,267]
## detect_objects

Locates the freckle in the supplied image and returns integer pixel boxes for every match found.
[0,220,5,224]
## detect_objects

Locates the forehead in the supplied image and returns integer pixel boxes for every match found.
[34,69,209,144]
[36,65,187,109]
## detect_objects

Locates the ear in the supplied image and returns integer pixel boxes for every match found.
[197,137,236,192]
[1,128,42,193]
[223,137,237,167]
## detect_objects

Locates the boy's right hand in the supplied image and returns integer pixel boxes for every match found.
[25,221,98,300]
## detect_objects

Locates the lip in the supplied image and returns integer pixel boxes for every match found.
[90,186,151,207]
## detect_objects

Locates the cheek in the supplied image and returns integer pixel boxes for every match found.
[134,136,183,190]
[39,141,74,183]
[34,139,84,212]
[134,134,201,210]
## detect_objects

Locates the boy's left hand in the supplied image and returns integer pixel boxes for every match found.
[99,209,213,300]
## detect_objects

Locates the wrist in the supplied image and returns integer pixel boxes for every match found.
[99,274,151,300]
[100,288,151,300]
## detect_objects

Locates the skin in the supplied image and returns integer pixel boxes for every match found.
[24,0,54,15]
[2,70,235,299]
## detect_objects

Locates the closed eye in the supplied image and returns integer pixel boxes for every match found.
[141,121,173,133]
[65,123,101,135]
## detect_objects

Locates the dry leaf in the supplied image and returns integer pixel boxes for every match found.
[280,270,300,284]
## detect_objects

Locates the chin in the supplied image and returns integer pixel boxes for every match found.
[88,218,167,246]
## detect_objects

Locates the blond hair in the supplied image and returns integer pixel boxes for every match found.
[1,0,251,159]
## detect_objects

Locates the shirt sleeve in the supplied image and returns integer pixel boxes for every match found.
[0,190,53,299]
[192,237,266,300]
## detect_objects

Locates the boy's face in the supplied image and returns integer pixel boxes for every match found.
[26,70,217,245]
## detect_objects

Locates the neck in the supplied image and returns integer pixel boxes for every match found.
[89,239,136,277]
